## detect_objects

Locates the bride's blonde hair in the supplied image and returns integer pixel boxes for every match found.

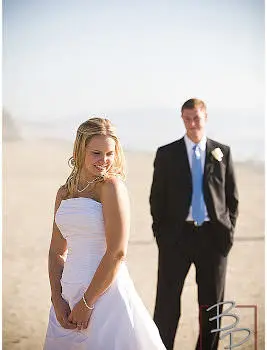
[64,118,125,197]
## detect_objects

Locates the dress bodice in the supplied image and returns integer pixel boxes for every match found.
[55,197,107,283]
[45,198,167,350]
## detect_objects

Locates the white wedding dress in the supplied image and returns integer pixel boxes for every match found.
[44,197,166,350]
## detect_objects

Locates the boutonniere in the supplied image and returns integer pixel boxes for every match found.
[211,147,223,162]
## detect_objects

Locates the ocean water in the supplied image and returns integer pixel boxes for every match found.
[17,108,265,163]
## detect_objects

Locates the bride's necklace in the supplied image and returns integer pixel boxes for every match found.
[77,176,103,193]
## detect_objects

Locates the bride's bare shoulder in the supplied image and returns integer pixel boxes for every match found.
[56,185,69,201]
[99,175,127,200]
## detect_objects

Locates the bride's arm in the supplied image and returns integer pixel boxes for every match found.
[68,176,130,329]
[84,176,130,304]
[48,188,67,302]
[48,188,76,329]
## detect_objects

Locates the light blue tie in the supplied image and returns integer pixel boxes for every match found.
[191,145,205,226]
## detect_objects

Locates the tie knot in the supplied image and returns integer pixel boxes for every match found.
[193,144,201,158]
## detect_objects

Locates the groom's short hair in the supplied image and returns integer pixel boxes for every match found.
[181,98,207,112]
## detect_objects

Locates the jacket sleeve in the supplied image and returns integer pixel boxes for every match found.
[149,148,167,237]
[225,147,239,229]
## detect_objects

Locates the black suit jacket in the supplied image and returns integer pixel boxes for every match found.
[149,137,239,256]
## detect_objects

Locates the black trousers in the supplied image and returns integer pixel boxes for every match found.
[154,222,228,350]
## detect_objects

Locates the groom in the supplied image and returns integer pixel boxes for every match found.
[149,98,239,350]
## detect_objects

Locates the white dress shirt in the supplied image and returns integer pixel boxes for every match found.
[184,134,210,222]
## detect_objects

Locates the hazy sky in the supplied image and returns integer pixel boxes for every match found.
[3,0,264,122]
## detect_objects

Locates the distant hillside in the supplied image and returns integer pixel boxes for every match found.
[2,109,21,141]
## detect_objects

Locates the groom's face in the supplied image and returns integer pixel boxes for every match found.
[181,107,207,143]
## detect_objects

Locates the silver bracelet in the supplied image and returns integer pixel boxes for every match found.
[82,295,95,310]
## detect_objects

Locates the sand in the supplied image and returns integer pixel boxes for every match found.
[3,140,265,350]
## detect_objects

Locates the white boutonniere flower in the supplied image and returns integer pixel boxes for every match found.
[211,147,223,162]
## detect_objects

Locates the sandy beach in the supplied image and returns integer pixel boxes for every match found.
[3,139,265,350]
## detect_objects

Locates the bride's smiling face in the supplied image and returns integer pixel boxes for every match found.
[82,135,116,178]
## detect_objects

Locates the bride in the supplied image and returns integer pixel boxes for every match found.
[43,118,166,349]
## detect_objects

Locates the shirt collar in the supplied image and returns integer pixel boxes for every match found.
[184,134,207,152]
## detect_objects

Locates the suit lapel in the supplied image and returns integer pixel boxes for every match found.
[172,138,191,185]
[181,138,191,177]
[204,138,215,182]
[178,138,192,187]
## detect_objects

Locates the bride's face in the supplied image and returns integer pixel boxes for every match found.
[82,135,116,178]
